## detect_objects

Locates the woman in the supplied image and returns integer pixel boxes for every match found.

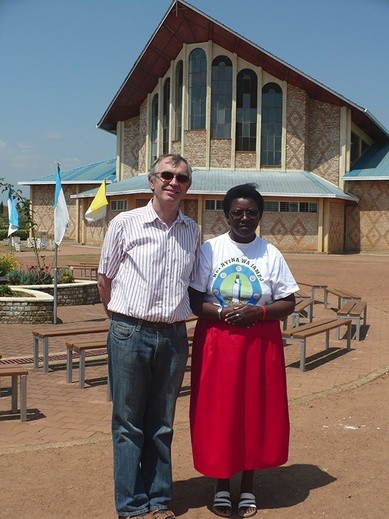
[189,184,299,518]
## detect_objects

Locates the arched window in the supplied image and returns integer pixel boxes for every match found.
[211,56,232,138]
[261,82,282,166]
[188,48,207,130]
[162,78,170,154]
[174,61,183,140]
[150,94,158,163]
[236,69,257,151]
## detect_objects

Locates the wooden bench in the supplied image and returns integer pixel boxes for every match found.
[65,339,111,400]
[282,298,314,330]
[33,320,110,373]
[324,288,361,309]
[337,300,367,341]
[0,367,29,421]
[67,263,99,280]
[282,317,352,372]
[297,282,328,302]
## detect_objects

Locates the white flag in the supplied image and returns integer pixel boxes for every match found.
[54,164,69,246]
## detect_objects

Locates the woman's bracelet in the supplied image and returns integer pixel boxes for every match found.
[217,306,223,320]
[261,305,267,320]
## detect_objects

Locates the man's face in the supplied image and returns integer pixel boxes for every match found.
[149,157,191,205]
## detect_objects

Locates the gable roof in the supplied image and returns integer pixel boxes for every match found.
[18,158,116,186]
[343,145,389,181]
[72,169,358,203]
[97,0,388,142]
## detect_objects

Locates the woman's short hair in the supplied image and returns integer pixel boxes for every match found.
[148,153,192,184]
[223,183,264,217]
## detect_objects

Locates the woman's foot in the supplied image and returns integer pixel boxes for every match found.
[212,491,232,517]
[238,492,257,518]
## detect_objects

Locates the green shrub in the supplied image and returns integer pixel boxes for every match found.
[58,268,75,284]
[0,253,21,276]
[0,285,13,296]
[0,229,29,240]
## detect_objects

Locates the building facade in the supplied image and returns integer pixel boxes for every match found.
[22,1,389,253]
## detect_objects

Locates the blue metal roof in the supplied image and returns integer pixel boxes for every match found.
[343,145,389,181]
[18,158,116,185]
[73,169,358,202]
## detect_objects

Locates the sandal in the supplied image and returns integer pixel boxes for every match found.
[149,511,175,519]
[213,491,232,518]
[238,492,257,518]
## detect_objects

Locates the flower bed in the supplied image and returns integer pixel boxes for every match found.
[18,280,100,306]
[0,287,53,323]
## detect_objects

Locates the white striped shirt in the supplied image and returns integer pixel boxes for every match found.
[99,200,200,322]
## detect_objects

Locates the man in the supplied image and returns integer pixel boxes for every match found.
[98,154,200,519]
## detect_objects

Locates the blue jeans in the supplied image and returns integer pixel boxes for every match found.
[108,314,189,517]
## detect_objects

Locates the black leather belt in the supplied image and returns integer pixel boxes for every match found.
[113,313,184,331]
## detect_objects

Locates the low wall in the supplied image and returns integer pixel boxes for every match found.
[19,280,100,306]
[0,288,54,323]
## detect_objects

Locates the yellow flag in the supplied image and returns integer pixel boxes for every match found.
[85,179,108,222]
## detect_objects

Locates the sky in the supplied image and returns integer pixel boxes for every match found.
[1,0,388,201]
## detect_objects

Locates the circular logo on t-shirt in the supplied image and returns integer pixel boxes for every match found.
[211,263,262,307]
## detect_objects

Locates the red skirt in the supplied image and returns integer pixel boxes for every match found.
[190,318,289,479]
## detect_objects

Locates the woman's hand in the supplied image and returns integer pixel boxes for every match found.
[223,304,260,328]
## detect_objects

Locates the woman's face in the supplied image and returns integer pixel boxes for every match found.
[227,197,261,243]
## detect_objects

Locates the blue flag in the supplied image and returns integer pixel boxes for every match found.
[54,164,69,245]
[7,189,19,237]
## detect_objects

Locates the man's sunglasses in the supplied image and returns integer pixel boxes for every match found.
[156,171,190,184]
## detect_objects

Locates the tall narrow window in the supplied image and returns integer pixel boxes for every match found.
[175,61,183,140]
[261,82,282,166]
[150,94,158,163]
[236,69,257,151]
[163,78,170,154]
[211,56,232,138]
[188,48,207,130]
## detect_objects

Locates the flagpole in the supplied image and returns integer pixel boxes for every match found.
[53,162,69,325]
[53,243,58,324]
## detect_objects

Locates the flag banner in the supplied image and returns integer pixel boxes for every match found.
[85,179,108,222]
[54,164,69,245]
[7,189,19,237]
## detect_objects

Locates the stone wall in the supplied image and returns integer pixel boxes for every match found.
[16,281,100,306]
[0,288,53,324]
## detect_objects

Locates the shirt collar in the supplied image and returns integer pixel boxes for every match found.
[144,199,189,227]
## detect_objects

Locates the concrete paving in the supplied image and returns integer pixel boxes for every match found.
[1,246,389,453]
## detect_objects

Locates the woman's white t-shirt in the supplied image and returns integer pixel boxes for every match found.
[190,233,299,308]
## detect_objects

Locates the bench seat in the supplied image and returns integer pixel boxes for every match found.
[297,282,328,302]
[282,317,352,372]
[0,367,29,421]
[337,300,367,341]
[65,339,111,400]
[33,320,110,372]
[283,298,314,330]
[324,288,361,309]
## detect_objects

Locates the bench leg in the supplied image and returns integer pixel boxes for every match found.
[66,348,73,383]
[299,338,306,372]
[11,376,18,413]
[33,337,39,369]
[20,375,27,422]
[79,351,86,389]
[43,337,49,373]
[308,302,313,322]
[325,330,330,350]
[346,322,352,349]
